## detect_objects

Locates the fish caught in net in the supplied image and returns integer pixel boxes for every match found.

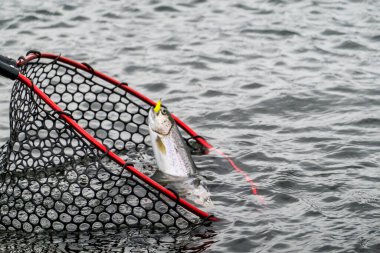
[0,51,216,233]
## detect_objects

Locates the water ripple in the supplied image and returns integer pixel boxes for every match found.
[0,0,380,252]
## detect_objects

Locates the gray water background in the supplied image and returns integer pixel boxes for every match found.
[0,0,380,252]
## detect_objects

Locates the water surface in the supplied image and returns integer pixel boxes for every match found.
[0,0,380,252]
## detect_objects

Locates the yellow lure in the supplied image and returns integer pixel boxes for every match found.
[154,99,162,113]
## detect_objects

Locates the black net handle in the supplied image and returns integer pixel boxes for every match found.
[0,55,19,80]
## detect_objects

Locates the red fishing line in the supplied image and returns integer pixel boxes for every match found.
[210,147,266,204]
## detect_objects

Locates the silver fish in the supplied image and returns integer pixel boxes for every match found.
[148,100,213,208]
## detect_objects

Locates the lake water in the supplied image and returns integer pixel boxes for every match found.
[0,0,379,252]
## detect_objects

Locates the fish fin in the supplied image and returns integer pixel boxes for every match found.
[193,177,201,188]
[156,136,166,155]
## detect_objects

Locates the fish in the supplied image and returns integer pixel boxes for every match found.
[148,100,213,208]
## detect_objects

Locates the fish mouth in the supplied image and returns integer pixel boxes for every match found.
[148,108,173,136]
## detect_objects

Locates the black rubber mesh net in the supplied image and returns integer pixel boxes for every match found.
[0,56,205,233]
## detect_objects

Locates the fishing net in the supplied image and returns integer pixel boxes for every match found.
[0,52,214,233]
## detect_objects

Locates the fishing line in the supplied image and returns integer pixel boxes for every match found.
[209,147,266,205]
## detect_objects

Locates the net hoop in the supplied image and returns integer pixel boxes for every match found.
[0,51,218,233]
[17,52,216,221]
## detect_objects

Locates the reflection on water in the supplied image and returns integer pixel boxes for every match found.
[0,226,217,253]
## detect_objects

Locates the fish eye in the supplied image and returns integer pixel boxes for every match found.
[161,108,167,115]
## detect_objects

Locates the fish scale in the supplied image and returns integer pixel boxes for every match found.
[148,121,195,178]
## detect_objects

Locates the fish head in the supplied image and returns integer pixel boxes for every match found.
[148,100,174,135]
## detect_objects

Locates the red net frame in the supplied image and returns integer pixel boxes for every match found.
[0,51,217,233]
